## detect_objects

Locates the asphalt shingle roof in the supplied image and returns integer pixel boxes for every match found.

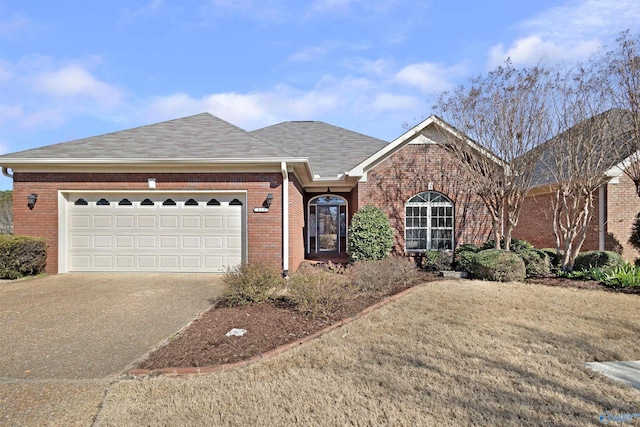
[530,108,637,187]
[250,121,389,177]
[0,113,296,160]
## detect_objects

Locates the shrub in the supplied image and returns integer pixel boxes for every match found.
[629,212,640,252]
[218,263,284,306]
[519,249,551,277]
[573,251,624,272]
[455,251,477,276]
[456,243,480,254]
[287,266,353,317]
[419,250,452,271]
[471,249,526,282]
[347,206,393,263]
[349,256,419,295]
[0,235,47,279]
[480,238,534,253]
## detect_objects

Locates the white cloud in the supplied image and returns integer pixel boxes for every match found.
[34,65,123,107]
[487,0,640,67]
[488,35,602,68]
[288,46,331,63]
[395,62,465,93]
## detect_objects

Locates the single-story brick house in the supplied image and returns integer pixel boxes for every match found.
[513,108,640,261]
[0,113,493,275]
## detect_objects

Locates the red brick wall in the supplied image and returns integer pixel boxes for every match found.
[606,174,640,261]
[513,189,601,252]
[357,144,493,255]
[288,174,305,272]
[13,172,284,274]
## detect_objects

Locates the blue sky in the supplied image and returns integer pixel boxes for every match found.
[1,0,640,190]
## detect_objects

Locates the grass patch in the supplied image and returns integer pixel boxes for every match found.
[96,280,640,426]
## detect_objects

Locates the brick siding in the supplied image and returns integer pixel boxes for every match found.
[357,143,493,256]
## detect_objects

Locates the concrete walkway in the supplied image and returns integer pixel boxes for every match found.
[0,274,225,426]
[586,361,640,390]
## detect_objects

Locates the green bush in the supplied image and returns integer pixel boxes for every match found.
[218,263,284,307]
[419,250,452,271]
[456,243,480,254]
[349,256,419,295]
[481,238,534,253]
[573,251,624,272]
[287,266,353,317]
[519,249,551,277]
[0,235,47,279]
[347,206,393,263]
[471,249,526,282]
[455,251,477,275]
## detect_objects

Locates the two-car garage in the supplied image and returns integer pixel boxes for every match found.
[60,192,246,273]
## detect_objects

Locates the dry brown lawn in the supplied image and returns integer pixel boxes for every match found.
[95,280,640,426]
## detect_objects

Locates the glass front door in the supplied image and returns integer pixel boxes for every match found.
[308,196,347,254]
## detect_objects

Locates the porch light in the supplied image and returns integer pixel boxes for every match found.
[27,193,38,210]
[264,193,274,208]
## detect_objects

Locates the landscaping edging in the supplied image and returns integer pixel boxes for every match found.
[121,282,426,379]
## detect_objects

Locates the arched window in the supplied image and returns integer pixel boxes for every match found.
[405,191,454,251]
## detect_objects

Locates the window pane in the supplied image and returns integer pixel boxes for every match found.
[420,217,428,227]
[446,218,453,227]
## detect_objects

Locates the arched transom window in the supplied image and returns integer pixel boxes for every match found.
[405,191,454,251]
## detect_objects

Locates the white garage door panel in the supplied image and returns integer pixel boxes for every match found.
[67,195,244,272]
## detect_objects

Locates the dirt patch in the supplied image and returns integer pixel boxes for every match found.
[135,273,638,370]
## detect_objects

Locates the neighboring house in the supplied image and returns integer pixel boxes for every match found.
[0,113,492,275]
[513,108,640,261]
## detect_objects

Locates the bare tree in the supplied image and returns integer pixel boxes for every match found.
[606,30,640,196]
[435,60,553,250]
[541,64,620,272]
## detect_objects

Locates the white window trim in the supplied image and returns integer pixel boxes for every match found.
[404,191,454,252]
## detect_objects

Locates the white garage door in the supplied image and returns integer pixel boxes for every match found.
[66,193,244,272]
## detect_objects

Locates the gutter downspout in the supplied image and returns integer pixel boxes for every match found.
[2,167,13,178]
[599,185,606,251]
[281,162,289,278]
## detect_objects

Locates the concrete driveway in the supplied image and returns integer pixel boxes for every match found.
[0,273,225,426]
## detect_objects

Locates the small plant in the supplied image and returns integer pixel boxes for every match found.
[573,251,624,272]
[287,266,353,317]
[349,256,419,295]
[218,262,284,307]
[471,249,526,282]
[347,206,393,263]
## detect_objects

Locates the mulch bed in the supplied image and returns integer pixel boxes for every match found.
[135,273,638,371]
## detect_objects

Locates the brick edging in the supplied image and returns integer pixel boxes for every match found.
[122,283,425,379]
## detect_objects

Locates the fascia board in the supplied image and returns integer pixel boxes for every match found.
[605,150,640,177]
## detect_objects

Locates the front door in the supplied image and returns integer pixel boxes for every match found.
[308,196,347,255]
